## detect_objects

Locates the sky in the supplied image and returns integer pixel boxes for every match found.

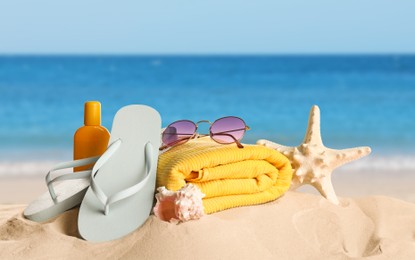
[0,0,414,54]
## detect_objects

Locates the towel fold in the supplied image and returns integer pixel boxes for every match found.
[156,137,293,214]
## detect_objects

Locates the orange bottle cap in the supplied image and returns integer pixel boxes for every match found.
[84,101,101,126]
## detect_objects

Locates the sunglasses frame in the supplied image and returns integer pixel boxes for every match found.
[159,116,250,151]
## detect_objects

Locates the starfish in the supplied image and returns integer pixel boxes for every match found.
[256,105,371,205]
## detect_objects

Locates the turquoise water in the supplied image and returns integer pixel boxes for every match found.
[0,55,414,158]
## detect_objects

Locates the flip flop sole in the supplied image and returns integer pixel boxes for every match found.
[24,179,89,222]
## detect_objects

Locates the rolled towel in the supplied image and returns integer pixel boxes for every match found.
[156,137,292,214]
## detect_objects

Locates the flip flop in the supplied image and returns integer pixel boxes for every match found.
[24,156,100,222]
[78,105,161,242]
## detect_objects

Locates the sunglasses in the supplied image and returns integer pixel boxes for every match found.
[160,116,250,151]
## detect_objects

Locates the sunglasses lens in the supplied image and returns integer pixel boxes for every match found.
[210,116,246,144]
[162,120,196,147]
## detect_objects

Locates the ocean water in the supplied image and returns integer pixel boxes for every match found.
[0,55,414,163]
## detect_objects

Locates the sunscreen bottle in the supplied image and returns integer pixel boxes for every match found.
[74,101,110,172]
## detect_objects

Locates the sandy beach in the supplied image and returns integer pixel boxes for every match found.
[0,191,414,259]
[0,151,414,260]
[0,157,414,259]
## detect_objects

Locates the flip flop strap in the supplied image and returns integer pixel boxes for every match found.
[90,140,153,215]
[46,156,100,200]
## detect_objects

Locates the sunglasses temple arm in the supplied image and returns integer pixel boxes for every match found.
[159,137,188,151]
[234,139,244,148]
[211,132,244,148]
[159,134,196,151]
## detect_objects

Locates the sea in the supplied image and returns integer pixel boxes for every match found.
[0,55,414,175]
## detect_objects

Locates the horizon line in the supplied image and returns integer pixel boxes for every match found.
[0,53,415,57]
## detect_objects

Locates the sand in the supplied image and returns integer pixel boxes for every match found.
[1,156,414,259]
[0,191,414,259]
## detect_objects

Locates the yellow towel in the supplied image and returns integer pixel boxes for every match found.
[156,137,293,214]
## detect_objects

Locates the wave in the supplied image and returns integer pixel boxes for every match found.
[338,155,415,172]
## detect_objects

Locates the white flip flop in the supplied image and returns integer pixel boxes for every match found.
[24,156,100,222]
[78,105,161,242]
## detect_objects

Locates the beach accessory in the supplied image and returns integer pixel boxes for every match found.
[78,105,161,242]
[24,156,100,222]
[160,116,250,150]
[153,184,205,223]
[156,137,292,214]
[74,101,110,172]
[257,105,371,205]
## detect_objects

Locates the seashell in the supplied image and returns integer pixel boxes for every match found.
[153,184,205,223]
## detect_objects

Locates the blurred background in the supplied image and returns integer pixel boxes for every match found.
[0,1,414,203]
